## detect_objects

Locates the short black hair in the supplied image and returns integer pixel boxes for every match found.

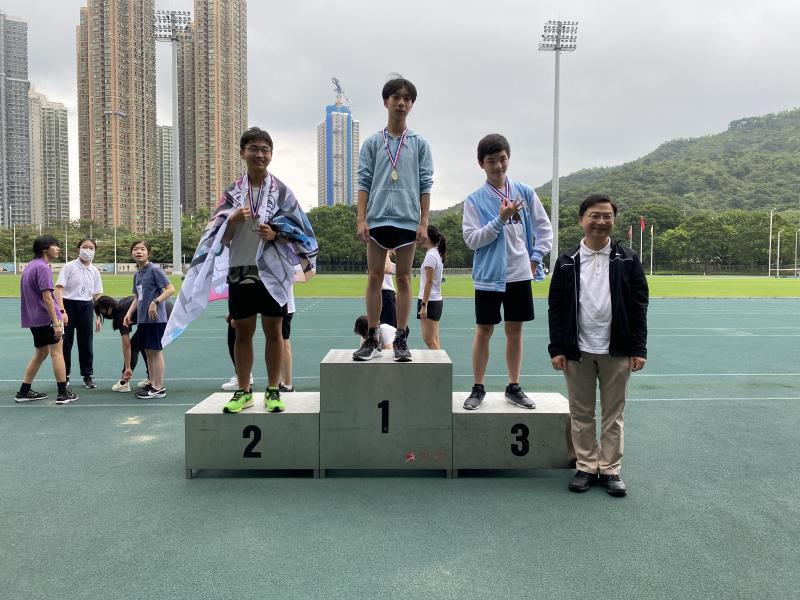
[130,240,152,253]
[382,75,418,102]
[477,134,511,164]
[354,315,369,338]
[94,295,118,318]
[32,235,60,258]
[77,238,97,250]
[579,194,618,217]
[240,127,273,150]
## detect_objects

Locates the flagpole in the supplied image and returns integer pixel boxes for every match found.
[650,225,654,276]
[640,222,643,257]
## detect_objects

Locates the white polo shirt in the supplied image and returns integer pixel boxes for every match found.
[577,238,612,354]
[419,247,443,301]
[55,259,103,301]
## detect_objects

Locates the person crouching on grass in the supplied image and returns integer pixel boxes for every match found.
[16,235,78,404]
[123,241,175,399]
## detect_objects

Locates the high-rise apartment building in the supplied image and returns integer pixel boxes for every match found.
[77,0,157,232]
[29,88,69,226]
[0,11,31,226]
[157,125,174,230]
[178,0,247,214]
[317,91,359,207]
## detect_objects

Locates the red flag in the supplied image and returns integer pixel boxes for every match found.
[640,216,646,232]
[627,225,632,240]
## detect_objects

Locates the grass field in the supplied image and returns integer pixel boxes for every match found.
[1,272,800,298]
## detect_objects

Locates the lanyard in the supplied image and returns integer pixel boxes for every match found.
[382,128,408,181]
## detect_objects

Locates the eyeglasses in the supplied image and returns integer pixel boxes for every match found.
[586,213,615,222]
[245,145,272,155]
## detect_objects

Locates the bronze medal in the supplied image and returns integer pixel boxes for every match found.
[391,169,398,182]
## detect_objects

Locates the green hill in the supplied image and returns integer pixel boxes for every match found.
[435,107,800,217]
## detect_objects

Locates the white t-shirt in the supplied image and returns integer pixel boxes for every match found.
[504,219,533,282]
[378,323,397,347]
[56,259,103,301]
[418,247,443,301]
[382,273,395,292]
[577,238,612,354]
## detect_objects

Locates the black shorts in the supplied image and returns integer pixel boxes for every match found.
[380,290,397,327]
[474,280,534,325]
[31,325,59,348]
[282,312,293,340]
[417,299,443,322]
[228,278,287,320]
[138,322,167,351]
[369,226,416,250]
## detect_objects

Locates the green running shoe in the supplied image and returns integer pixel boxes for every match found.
[222,389,253,414]
[265,387,285,413]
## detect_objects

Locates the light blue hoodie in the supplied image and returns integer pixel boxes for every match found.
[462,178,553,292]
[358,129,434,232]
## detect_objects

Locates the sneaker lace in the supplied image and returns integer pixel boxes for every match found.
[395,332,408,351]
[267,388,280,401]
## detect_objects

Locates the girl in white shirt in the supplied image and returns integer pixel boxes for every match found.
[417,225,446,349]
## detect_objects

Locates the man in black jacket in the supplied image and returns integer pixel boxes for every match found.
[548,194,649,497]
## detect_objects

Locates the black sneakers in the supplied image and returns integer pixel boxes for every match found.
[14,389,48,403]
[278,384,294,393]
[56,389,79,405]
[568,470,598,493]
[599,473,627,497]
[83,376,97,389]
[463,384,486,410]
[353,331,382,361]
[135,385,167,399]
[505,383,535,409]
[393,327,411,362]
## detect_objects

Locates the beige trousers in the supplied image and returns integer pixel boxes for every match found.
[563,352,631,475]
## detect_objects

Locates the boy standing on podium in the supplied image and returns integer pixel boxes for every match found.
[353,75,434,362]
[462,134,552,410]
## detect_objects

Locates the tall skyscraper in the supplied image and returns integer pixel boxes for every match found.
[29,88,69,226]
[317,86,359,207]
[178,0,247,214]
[77,0,157,232]
[0,11,31,226]
[157,125,174,230]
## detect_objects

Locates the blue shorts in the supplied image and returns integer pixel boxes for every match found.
[137,322,167,351]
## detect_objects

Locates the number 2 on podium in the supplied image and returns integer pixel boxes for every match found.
[377,400,389,433]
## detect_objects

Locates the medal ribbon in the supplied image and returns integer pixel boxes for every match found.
[247,174,271,220]
[382,127,409,173]
[487,179,512,204]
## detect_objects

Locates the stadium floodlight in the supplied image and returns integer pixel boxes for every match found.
[776,228,785,277]
[155,10,192,274]
[794,229,799,276]
[539,20,579,273]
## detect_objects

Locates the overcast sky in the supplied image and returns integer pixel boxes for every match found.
[4,0,800,215]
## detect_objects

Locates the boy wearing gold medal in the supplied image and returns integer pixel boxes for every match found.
[353,75,434,362]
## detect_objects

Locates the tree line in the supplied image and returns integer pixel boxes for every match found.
[1,202,798,273]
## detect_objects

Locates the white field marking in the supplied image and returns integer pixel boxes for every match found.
[627,396,800,403]
[128,435,157,443]
[2,373,800,384]
[119,416,142,425]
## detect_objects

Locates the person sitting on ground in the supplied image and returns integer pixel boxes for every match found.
[354,315,396,351]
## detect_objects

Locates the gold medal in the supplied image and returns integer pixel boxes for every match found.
[391,169,398,181]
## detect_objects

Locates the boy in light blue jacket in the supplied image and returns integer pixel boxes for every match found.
[353,75,434,362]
[462,134,552,410]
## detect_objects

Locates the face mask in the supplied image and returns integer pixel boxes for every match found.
[79,248,95,262]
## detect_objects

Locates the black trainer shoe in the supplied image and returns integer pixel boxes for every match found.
[278,384,294,393]
[463,384,486,410]
[136,385,166,399]
[83,376,97,389]
[393,327,411,362]
[505,383,535,409]
[568,470,598,493]
[353,333,382,361]
[55,389,79,405]
[14,390,48,403]
[599,473,627,497]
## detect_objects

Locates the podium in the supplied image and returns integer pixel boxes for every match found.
[451,392,573,476]
[183,350,573,478]
[184,392,320,478]
[319,349,453,476]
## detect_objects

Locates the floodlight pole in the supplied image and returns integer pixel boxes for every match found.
[12,223,17,275]
[155,10,191,275]
[540,20,578,273]
[794,229,799,276]
[776,229,784,277]
[768,207,776,277]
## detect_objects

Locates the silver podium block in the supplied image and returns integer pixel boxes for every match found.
[319,349,453,475]
[452,392,573,475]
[185,392,320,478]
